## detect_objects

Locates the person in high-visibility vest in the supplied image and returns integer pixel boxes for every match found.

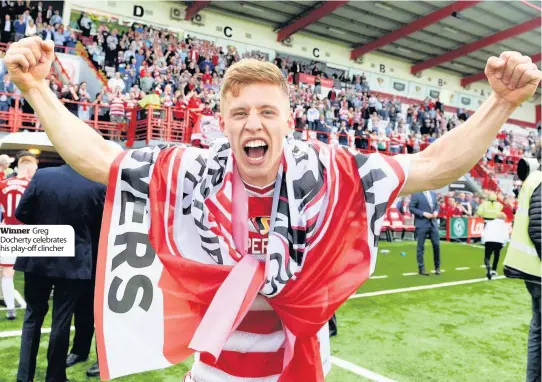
[476,191,503,220]
[504,144,541,382]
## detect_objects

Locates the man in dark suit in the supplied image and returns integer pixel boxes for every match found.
[409,191,441,276]
[0,73,16,120]
[14,164,106,382]
[0,14,12,44]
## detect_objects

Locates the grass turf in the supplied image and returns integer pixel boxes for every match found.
[0,241,532,381]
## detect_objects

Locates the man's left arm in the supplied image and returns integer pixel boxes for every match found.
[399,52,541,195]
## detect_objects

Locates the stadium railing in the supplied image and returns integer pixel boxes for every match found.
[0,91,518,193]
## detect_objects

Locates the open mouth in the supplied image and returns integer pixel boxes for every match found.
[243,139,269,164]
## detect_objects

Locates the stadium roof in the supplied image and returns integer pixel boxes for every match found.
[196,1,541,94]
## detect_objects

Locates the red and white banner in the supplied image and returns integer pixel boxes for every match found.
[296,73,334,88]
[190,115,224,148]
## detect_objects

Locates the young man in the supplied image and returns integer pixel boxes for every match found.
[0,151,38,320]
[4,37,541,381]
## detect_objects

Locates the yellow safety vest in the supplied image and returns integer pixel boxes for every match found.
[504,170,542,279]
[476,200,503,220]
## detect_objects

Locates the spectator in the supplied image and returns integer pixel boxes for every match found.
[306,103,319,130]
[314,114,331,144]
[30,1,44,21]
[77,82,92,121]
[53,24,65,47]
[1,14,12,43]
[0,154,14,181]
[78,12,92,37]
[24,19,36,37]
[109,88,125,140]
[45,5,53,22]
[456,192,473,216]
[13,14,25,42]
[0,73,15,112]
[140,71,154,93]
[49,9,62,26]
[338,120,349,146]
[107,72,125,93]
[41,23,53,41]
[62,84,80,117]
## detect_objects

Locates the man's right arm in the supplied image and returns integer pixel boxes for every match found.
[5,37,122,185]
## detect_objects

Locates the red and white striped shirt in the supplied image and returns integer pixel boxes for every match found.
[109,97,125,117]
[190,181,330,381]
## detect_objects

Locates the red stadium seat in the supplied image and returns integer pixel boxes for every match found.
[380,216,393,242]
[401,215,416,240]
[387,208,404,239]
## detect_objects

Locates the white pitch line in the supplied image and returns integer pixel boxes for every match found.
[431,269,446,273]
[0,326,75,338]
[331,356,396,382]
[464,243,485,249]
[349,276,505,299]
[370,275,388,279]
[402,272,418,276]
[455,267,470,270]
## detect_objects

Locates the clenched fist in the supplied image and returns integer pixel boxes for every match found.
[485,51,542,108]
[4,36,55,94]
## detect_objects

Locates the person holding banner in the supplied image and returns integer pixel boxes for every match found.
[4,36,542,381]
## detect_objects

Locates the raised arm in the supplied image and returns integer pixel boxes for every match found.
[4,37,122,185]
[400,52,541,195]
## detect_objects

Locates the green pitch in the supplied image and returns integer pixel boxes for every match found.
[0,241,532,381]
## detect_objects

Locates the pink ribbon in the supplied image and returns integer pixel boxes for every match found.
[188,160,253,360]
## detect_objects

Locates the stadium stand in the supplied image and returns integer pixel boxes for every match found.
[0,1,539,208]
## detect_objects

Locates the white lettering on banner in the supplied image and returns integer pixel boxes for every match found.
[248,238,268,255]
[0,225,74,256]
[469,219,484,237]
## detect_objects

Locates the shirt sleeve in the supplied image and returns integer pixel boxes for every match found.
[342,148,411,274]
[349,149,410,211]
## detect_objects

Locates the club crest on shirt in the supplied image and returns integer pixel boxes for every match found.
[250,217,271,236]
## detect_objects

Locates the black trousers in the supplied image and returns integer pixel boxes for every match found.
[70,279,95,358]
[484,241,503,272]
[17,272,85,382]
[416,224,441,270]
[328,314,338,336]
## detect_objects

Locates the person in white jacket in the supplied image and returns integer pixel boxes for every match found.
[482,212,510,280]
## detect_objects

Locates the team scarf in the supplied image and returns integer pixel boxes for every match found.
[95,136,407,381]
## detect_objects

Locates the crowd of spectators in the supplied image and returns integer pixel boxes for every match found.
[0,4,538,178]
[0,1,73,45]
[397,189,518,222]
[70,18,538,159]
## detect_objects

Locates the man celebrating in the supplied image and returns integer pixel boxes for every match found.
[0,151,38,320]
[4,36,541,381]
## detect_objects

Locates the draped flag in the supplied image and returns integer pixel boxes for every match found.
[95,137,409,380]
